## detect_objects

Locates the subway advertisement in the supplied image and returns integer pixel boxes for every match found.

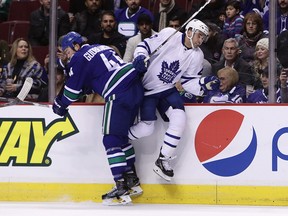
[1,104,288,205]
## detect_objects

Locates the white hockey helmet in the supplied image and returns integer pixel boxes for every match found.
[185,19,209,37]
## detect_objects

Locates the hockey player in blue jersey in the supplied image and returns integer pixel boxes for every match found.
[128,19,212,181]
[52,31,144,205]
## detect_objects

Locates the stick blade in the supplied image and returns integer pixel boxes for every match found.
[16,77,33,101]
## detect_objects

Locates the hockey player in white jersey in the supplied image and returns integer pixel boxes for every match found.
[129,19,214,181]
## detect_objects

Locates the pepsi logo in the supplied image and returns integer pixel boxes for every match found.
[195,109,257,177]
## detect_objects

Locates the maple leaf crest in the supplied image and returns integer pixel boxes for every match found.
[157,61,181,83]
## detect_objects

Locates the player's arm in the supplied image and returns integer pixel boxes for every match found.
[53,61,85,116]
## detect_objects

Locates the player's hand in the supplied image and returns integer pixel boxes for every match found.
[199,76,220,91]
[132,55,149,74]
[52,96,68,116]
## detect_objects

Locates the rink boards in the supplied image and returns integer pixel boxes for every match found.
[1,104,288,205]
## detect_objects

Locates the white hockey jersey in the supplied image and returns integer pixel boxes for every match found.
[134,27,204,96]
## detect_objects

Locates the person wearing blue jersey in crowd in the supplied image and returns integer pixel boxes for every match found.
[263,0,288,35]
[115,0,154,39]
[201,67,246,103]
[247,68,288,103]
[52,31,144,206]
[128,19,215,181]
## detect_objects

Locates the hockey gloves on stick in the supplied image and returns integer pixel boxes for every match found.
[53,96,68,116]
[133,55,149,74]
[199,75,220,92]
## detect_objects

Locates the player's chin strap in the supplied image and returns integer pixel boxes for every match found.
[186,29,195,49]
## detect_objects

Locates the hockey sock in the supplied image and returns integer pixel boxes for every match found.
[161,108,186,157]
[106,147,127,181]
[122,143,136,172]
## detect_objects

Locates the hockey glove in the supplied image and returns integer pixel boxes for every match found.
[52,96,68,117]
[199,76,220,92]
[133,55,149,74]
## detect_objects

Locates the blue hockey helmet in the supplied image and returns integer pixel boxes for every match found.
[61,31,85,51]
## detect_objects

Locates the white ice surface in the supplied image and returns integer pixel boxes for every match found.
[1,202,288,216]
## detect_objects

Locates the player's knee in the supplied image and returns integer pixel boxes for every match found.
[129,120,155,139]
[166,107,186,133]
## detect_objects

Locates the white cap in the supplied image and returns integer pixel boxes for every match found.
[256,38,269,50]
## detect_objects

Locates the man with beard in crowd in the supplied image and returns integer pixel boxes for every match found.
[87,10,127,58]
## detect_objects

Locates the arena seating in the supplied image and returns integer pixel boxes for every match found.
[0,20,30,44]
[8,0,39,21]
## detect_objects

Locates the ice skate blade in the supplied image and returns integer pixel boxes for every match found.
[153,165,172,181]
[129,185,143,197]
[102,195,132,206]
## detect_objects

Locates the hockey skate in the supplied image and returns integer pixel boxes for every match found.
[102,180,132,206]
[124,172,143,197]
[153,152,174,181]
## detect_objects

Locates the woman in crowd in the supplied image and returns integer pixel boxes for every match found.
[0,38,43,100]
[238,12,268,65]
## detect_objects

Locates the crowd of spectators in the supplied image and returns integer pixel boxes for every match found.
[0,0,287,103]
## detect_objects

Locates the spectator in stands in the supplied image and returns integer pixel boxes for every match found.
[201,67,246,103]
[212,38,256,88]
[247,68,288,103]
[222,0,243,40]
[88,10,127,58]
[0,0,11,22]
[188,0,226,28]
[251,38,282,90]
[238,12,268,65]
[28,0,70,46]
[263,0,288,35]
[123,13,156,62]
[241,0,264,16]
[115,0,153,39]
[262,0,269,15]
[68,0,123,16]
[69,0,86,15]
[168,15,181,30]
[251,38,269,83]
[277,28,288,69]
[200,21,225,65]
[217,10,226,30]
[106,0,127,11]
[0,40,10,68]
[70,0,103,38]
[0,38,43,100]
[38,64,66,102]
[154,0,186,32]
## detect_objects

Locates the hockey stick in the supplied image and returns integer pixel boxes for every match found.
[0,77,49,108]
[144,0,211,63]
[0,77,33,107]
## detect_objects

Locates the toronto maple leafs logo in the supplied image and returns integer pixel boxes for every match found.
[157,61,181,84]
